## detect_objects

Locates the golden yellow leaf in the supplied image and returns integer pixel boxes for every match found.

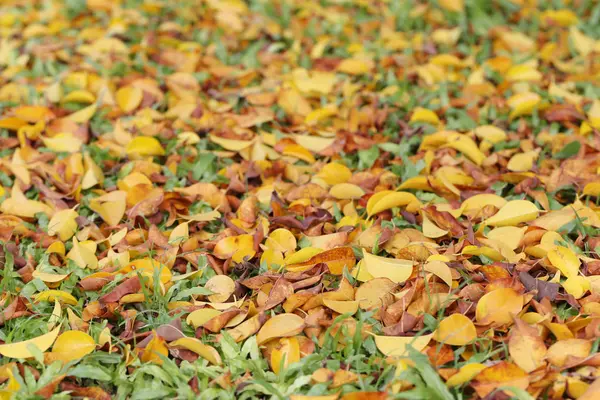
[0,327,60,359]
[47,209,78,241]
[476,288,524,325]
[116,86,143,113]
[64,103,97,123]
[89,190,126,226]
[547,246,580,278]
[446,363,486,387]
[34,290,78,305]
[205,275,236,303]
[433,314,476,346]
[256,313,304,345]
[483,200,539,227]
[141,333,168,365]
[329,183,365,200]
[410,107,440,125]
[47,331,95,363]
[169,337,222,365]
[271,337,300,374]
[336,58,373,75]
[546,339,591,367]
[373,333,433,357]
[362,249,413,284]
[367,191,421,216]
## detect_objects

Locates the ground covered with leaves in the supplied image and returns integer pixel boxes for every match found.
[1,0,600,399]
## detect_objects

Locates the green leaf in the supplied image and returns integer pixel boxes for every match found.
[68,364,112,381]
[358,146,380,170]
[173,286,213,301]
[554,141,581,159]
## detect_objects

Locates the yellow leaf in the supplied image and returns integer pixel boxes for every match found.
[282,144,315,163]
[531,208,576,231]
[13,105,53,123]
[126,136,165,158]
[205,275,236,303]
[508,320,547,373]
[486,226,526,251]
[336,58,372,75]
[439,0,463,12]
[305,104,338,126]
[284,247,323,265]
[317,162,352,185]
[472,125,507,144]
[47,331,95,363]
[209,134,254,151]
[64,103,97,123]
[116,86,143,113]
[89,190,126,226]
[508,92,540,120]
[141,333,168,365]
[422,213,448,239]
[0,367,21,398]
[507,151,538,172]
[81,152,104,189]
[66,238,98,269]
[410,107,440,125]
[168,222,189,244]
[373,333,433,357]
[483,200,539,227]
[0,327,60,358]
[583,182,600,197]
[569,26,595,57]
[169,337,222,365]
[290,134,335,153]
[367,191,421,216]
[61,89,95,104]
[329,183,365,200]
[260,248,284,270]
[433,314,476,346]
[362,249,413,284]
[462,193,507,216]
[423,260,453,287]
[541,9,579,27]
[547,246,580,278]
[34,290,78,305]
[278,88,312,116]
[546,339,591,367]
[213,234,256,263]
[432,27,462,46]
[506,65,542,82]
[47,300,62,331]
[186,308,222,329]
[256,313,305,345]
[271,337,300,374]
[444,133,485,165]
[476,288,524,325]
[47,209,78,241]
[322,299,359,315]
[1,185,53,218]
[42,132,84,153]
[562,276,590,299]
[446,363,486,387]
[46,241,66,257]
[265,229,297,254]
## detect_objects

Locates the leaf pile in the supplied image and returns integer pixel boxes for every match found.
[1,0,600,399]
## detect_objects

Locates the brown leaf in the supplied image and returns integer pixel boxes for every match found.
[519,271,559,301]
[544,104,585,123]
[263,278,294,310]
[99,276,141,304]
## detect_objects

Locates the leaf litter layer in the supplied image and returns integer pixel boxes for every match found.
[1,0,600,399]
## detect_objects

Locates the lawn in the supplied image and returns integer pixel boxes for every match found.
[1,0,600,399]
